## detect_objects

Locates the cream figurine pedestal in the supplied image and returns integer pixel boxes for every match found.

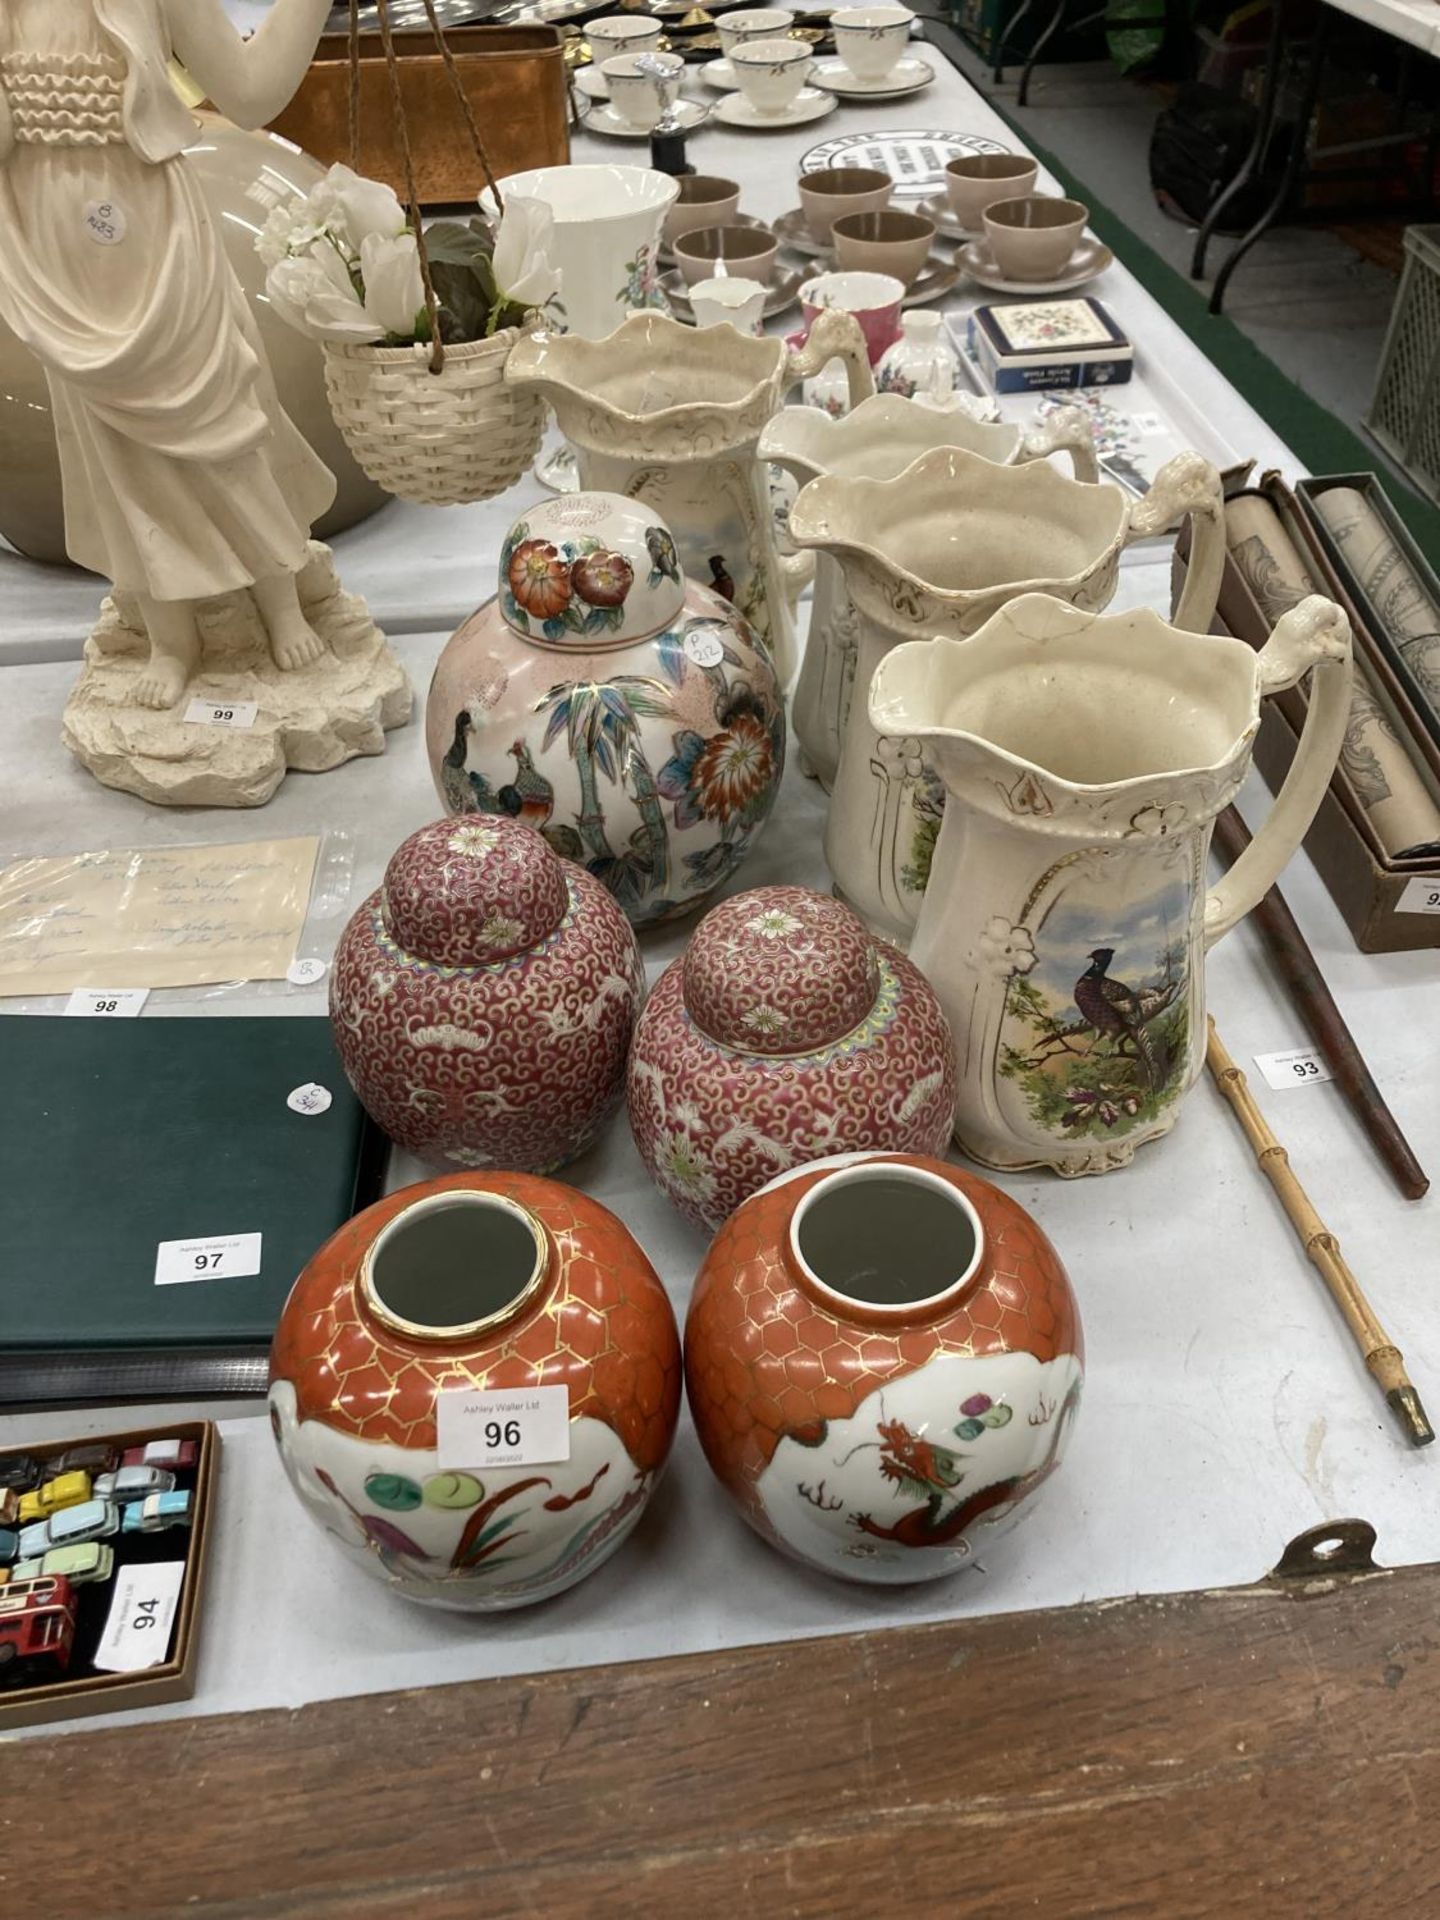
[62,542,410,809]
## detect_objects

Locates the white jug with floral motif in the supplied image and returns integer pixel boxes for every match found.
[868,591,1353,1176]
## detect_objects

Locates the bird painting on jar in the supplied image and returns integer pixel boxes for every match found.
[1073,947,1180,1090]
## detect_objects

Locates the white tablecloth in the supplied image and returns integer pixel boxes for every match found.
[1,21,1436,1739]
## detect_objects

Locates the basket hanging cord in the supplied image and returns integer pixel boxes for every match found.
[371,0,447,374]
[345,0,510,377]
[419,0,506,221]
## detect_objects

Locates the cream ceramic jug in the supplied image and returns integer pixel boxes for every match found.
[787,443,1227,944]
[759,392,1098,791]
[505,310,873,687]
[869,591,1353,1176]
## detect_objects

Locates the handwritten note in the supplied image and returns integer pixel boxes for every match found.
[0,837,320,996]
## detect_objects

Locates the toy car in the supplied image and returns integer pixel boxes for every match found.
[0,1455,40,1494]
[0,1490,18,1528]
[37,1542,114,1585]
[0,1574,77,1689]
[17,1470,92,1525]
[121,1491,192,1535]
[23,1499,119,1558]
[94,1467,175,1503]
[120,1439,197,1472]
[0,1528,17,1566]
[51,1444,120,1477]
[8,1560,39,1583]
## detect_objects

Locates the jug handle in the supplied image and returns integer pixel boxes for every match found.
[1017,405,1100,483]
[1203,596,1353,948]
[1124,451,1225,634]
[783,308,875,412]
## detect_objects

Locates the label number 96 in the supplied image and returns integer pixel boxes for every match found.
[484,1419,522,1449]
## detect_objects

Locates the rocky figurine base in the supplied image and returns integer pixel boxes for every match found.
[61,543,412,809]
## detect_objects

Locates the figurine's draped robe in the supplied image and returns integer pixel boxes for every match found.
[0,0,333,601]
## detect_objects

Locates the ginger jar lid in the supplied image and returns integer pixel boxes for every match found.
[498,492,686,647]
[681,886,881,1057]
[381,817,568,967]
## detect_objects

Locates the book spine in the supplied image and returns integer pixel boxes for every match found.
[990,358,1135,393]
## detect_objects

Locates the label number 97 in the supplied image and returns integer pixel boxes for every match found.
[485,1419,521,1449]
[194,1251,223,1272]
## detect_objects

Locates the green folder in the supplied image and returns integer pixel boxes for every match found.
[0,1016,389,1403]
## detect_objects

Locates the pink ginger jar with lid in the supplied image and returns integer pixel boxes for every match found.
[425,491,786,929]
[330,815,644,1172]
[626,883,956,1230]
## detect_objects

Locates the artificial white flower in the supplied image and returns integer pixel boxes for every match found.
[265,247,380,343]
[489,196,563,311]
[360,231,426,339]
[255,180,345,269]
[326,164,407,250]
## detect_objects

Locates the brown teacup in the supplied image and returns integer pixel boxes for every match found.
[831,207,935,287]
[797,165,893,244]
[672,223,780,287]
[664,175,742,249]
[983,194,1088,280]
[944,153,1039,232]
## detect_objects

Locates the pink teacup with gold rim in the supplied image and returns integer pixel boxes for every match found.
[798,270,905,364]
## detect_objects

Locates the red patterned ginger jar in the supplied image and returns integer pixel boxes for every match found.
[269,1172,682,1611]
[684,1152,1083,1584]
[330,816,643,1172]
[627,885,955,1232]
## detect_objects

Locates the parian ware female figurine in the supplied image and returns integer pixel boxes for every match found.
[0,0,408,805]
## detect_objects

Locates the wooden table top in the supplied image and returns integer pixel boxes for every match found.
[12,1541,1440,1918]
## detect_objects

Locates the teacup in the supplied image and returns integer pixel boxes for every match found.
[586,14,663,63]
[731,38,813,115]
[799,269,905,363]
[664,174,742,249]
[690,275,768,335]
[943,153,1039,231]
[983,194,1089,280]
[830,5,913,82]
[673,222,780,287]
[797,165,893,245]
[717,7,796,57]
[603,51,686,131]
[831,208,935,287]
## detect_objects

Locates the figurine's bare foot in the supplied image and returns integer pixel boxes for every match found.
[255,570,327,673]
[133,597,201,709]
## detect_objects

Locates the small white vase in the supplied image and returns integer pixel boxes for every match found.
[875,312,962,405]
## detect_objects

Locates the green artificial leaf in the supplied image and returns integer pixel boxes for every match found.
[422,220,499,342]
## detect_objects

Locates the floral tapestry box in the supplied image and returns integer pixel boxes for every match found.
[968,296,1133,395]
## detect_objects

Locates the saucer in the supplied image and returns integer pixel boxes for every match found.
[584,97,712,139]
[811,55,935,98]
[958,234,1114,296]
[658,210,772,268]
[715,87,837,129]
[699,56,741,89]
[915,189,976,243]
[574,65,610,101]
[661,259,805,322]
[901,255,963,307]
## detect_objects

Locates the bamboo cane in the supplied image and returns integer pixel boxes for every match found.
[1206,1017,1433,1449]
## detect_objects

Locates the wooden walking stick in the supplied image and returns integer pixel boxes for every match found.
[1212,806,1428,1200]
[1206,1017,1433,1448]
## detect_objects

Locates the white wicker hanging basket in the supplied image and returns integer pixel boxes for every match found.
[322,321,544,508]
